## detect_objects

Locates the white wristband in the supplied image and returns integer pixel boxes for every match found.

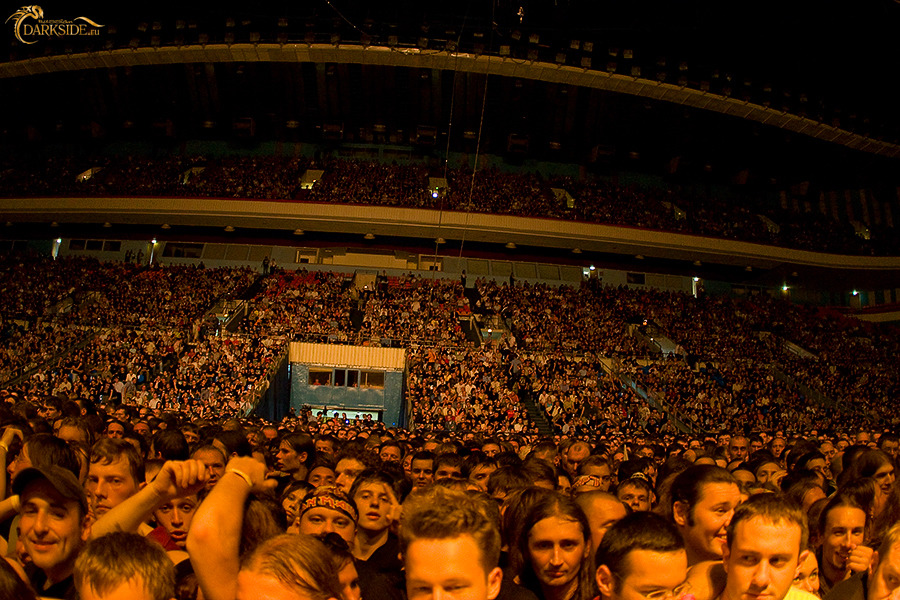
[227,469,253,488]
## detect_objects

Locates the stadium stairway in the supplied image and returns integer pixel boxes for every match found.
[520,389,554,436]
[461,317,482,346]
[349,307,365,331]
[463,285,483,311]
[236,274,266,301]
[1,329,98,389]
[462,285,508,347]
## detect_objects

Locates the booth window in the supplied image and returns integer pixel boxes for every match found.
[362,371,385,388]
[309,370,332,385]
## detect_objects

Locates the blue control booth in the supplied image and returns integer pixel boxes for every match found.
[288,343,406,427]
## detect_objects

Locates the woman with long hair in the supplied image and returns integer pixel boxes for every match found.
[517,492,593,600]
[844,450,896,516]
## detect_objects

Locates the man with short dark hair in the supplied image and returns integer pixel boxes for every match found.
[465,455,499,492]
[595,513,688,600]
[616,477,653,512]
[409,451,435,491]
[878,433,899,461]
[578,456,613,492]
[316,434,338,459]
[87,438,144,519]
[433,453,465,481]
[379,440,403,464]
[192,444,227,490]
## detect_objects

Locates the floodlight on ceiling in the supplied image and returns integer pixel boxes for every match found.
[364,232,375,240]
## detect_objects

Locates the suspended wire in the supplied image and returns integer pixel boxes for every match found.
[457,1,496,261]
[431,1,474,278]
[324,0,365,36]
[323,0,493,271]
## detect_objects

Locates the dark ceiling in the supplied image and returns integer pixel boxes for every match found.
[2,1,900,189]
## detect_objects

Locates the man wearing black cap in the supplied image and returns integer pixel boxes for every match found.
[13,465,91,599]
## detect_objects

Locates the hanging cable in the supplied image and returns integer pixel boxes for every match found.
[457,1,496,261]
[431,1,473,278]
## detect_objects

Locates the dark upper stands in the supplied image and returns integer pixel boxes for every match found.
[2,154,895,255]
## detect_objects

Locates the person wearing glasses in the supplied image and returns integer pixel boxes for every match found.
[595,512,690,600]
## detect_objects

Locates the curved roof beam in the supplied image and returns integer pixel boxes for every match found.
[2,43,898,159]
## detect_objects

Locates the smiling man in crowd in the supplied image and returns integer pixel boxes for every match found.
[14,466,91,599]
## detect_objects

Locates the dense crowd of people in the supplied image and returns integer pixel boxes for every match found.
[406,345,534,434]
[2,250,899,438]
[240,269,355,342]
[1,390,898,600]
[357,275,470,347]
[0,249,898,599]
[2,151,897,255]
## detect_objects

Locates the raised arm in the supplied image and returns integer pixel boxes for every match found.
[90,459,208,539]
[0,427,23,502]
[186,456,273,600]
